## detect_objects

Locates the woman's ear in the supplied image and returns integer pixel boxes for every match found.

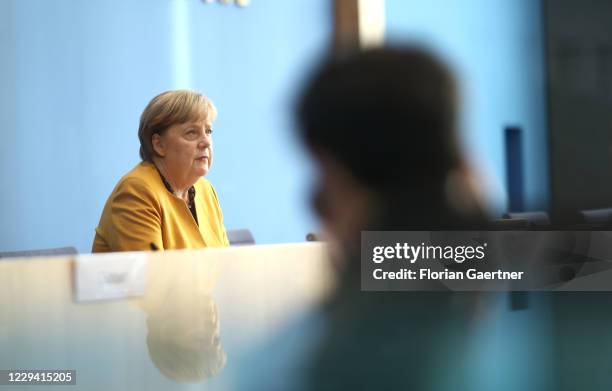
[152,133,166,157]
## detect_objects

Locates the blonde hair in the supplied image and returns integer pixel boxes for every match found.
[138,90,217,161]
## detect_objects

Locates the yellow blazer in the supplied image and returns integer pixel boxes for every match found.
[92,162,229,252]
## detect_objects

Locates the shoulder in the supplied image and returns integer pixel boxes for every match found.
[112,163,164,202]
[194,178,223,209]
[120,162,157,183]
[195,177,217,197]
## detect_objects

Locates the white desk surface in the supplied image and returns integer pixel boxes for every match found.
[0,243,333,390]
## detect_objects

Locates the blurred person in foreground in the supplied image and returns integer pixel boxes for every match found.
[93,90,229,252]
[294,47,488,390]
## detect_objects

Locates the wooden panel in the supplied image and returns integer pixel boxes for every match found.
[333,0,385,54]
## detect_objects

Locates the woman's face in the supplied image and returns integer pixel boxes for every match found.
[153,118,214,187]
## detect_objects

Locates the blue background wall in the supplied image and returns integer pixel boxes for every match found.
[0,0,549,254]
[386,0,549,214]
[0,0,328,253]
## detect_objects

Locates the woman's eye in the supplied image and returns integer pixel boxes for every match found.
[206,128,213,135]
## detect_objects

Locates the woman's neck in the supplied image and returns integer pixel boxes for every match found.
[151,158,190,201]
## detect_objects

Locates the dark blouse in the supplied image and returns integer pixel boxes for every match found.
[155,169,199,226]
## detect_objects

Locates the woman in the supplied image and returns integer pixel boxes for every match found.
[92,90,229,252]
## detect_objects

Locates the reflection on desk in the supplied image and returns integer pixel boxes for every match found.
[141,256,225,382]
[0,243,333,390]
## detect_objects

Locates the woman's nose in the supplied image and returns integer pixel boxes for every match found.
[198,135,211,148]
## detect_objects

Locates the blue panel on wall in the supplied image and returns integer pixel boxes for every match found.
[505,126,525,212]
